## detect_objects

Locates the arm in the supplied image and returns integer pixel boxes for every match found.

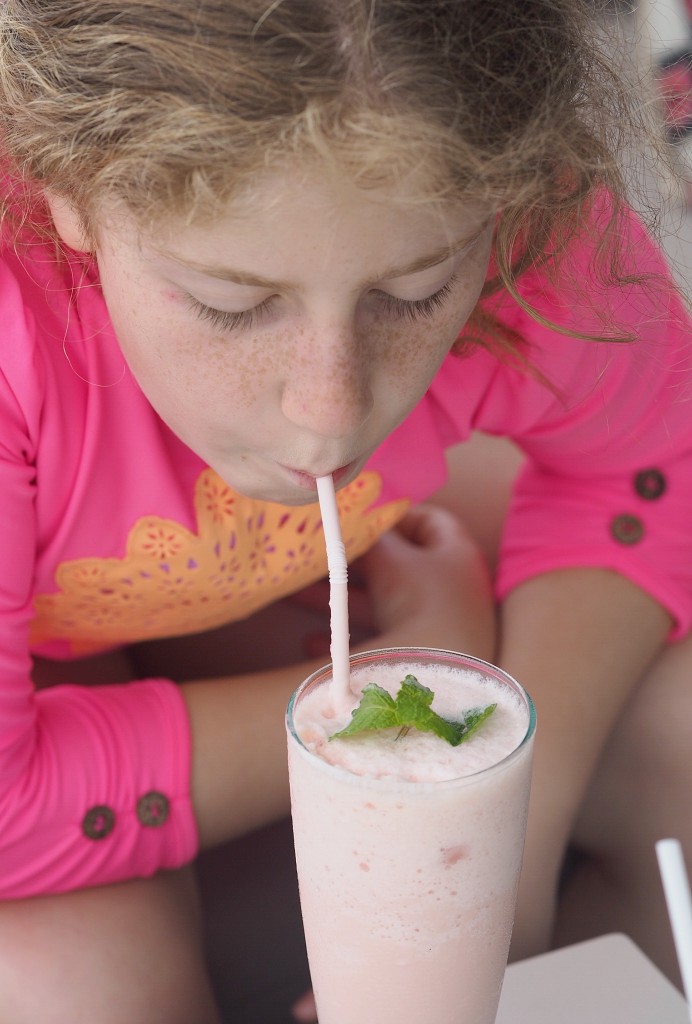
[433,441,673,956]
[499,567,670,958]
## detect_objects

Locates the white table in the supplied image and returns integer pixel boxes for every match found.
[496,933,689,1022]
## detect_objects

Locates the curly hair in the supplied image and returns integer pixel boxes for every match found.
[0,0,665,346]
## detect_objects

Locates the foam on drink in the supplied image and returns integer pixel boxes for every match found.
[293,660,527,783]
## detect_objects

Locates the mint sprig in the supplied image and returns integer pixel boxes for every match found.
[330,674,496,747]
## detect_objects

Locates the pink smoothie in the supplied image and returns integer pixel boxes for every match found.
[286,649,535,1024]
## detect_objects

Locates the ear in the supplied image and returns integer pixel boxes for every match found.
[44,191,91,252]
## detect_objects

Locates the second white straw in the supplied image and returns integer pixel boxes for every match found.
[316,474,351,710]
[656,837,692,1023]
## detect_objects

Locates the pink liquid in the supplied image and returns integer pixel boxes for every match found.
[287,650,535,1024]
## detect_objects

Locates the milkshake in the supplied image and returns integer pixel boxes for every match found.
[286,647,536,1024]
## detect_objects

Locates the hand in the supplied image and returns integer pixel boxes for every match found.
[361,503,495,659]
[289,503,495,661]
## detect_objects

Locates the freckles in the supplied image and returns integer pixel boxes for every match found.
[287,324,370,420]
[205,334,276,409]
[371,316,457,399]
[154,290,263,406]
[153,323,273,412]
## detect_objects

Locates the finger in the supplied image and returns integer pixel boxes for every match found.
[358,507,457,579]
[291,989,318,1023]
[393,503,469,549]
[359,507,492,616]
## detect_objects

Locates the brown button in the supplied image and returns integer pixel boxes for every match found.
[136,791,170,828]
[82,805,115,841]
[633,468,666,501]
[610,514,644,546]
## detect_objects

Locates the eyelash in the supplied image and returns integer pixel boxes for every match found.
[185,296,273,332]
[374,276,457,322]
[186,274,457,333]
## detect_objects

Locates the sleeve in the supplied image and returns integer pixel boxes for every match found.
[0,266,198,899]
[435,206,692,639]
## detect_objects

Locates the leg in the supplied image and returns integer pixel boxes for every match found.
[0,869,221,1024]
[555,630,692,986]
[29,652,221,1023]
[500,563,670,961]
[197,820,311,1024]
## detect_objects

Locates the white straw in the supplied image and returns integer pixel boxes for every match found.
[656,838,692,1022]
[316,475,351,709]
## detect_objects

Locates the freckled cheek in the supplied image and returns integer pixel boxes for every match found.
[369,311,464,398]
[149,319,285,415]
[99,269,243,411]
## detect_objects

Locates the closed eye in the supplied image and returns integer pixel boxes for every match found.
[186,273,457,333]
[185,294,275,332]
[375,275,457,322]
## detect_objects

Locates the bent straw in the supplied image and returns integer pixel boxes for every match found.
[656,838,692,1023]
[316,475,351,710]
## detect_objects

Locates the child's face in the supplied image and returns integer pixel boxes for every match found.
[83,168,492,504]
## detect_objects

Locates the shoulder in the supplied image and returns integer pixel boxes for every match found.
[0,235,107,416]
[0,236,73,365]
[0,241,52,438]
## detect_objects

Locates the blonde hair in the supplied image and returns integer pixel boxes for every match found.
[0,0,665,346]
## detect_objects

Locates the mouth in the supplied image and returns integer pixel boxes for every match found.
[278,460,358,491]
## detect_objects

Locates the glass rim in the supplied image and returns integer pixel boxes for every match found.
[286,646,536,790]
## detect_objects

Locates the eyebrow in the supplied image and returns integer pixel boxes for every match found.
[155,225,487,290]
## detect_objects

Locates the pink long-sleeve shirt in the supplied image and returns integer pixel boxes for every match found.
[2,205,692,898]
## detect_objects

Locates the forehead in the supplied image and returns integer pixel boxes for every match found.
[98,141,475,222]
[112,162,492,265]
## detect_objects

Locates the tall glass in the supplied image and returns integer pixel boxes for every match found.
[286,647,536,1024]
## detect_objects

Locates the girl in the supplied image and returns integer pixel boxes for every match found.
[0,2,690,1021]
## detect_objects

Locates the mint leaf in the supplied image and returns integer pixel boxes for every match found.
[457,704,497,743]
[395,675,434,719]
[330,683,399,739]
[395,675,464,746]
[329,674,496,746]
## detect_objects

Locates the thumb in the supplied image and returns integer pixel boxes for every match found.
[391,503,469,549]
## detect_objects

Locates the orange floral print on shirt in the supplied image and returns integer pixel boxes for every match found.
[30,469,409,655]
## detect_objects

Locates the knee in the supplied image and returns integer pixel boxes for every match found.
[0,873,221,1024]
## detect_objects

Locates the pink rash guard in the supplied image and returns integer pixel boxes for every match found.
[1,200,691,897]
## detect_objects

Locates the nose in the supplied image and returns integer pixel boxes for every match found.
[280,323,374,439]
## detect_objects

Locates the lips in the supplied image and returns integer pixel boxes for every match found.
[284,467,319,491]
[330,463,355,485]
[279,460,357,491]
